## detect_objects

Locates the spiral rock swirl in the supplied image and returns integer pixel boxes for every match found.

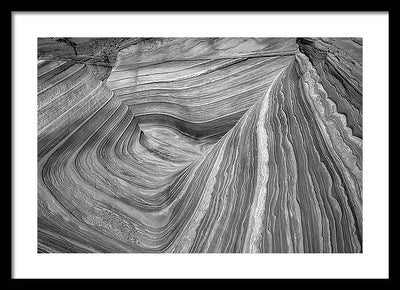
[38,37,362,253]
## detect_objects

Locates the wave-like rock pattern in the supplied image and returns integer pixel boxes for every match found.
[38,38,362,253]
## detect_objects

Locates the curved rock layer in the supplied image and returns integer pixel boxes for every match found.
[37,38,362,253]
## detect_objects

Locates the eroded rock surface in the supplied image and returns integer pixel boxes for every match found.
[38,38,362,253]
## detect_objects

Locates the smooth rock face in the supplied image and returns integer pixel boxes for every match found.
[37,37,362,253]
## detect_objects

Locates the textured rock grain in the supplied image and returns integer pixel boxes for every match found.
[38,37,362,253]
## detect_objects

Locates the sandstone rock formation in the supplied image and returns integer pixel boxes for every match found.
[37,37,362,253]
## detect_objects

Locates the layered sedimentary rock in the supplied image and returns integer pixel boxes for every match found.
[38,38,362,253]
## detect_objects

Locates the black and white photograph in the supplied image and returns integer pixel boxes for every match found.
[37,37,363,253]
[11,12,389,279]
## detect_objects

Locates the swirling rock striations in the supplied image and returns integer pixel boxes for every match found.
[37,38,362,253]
